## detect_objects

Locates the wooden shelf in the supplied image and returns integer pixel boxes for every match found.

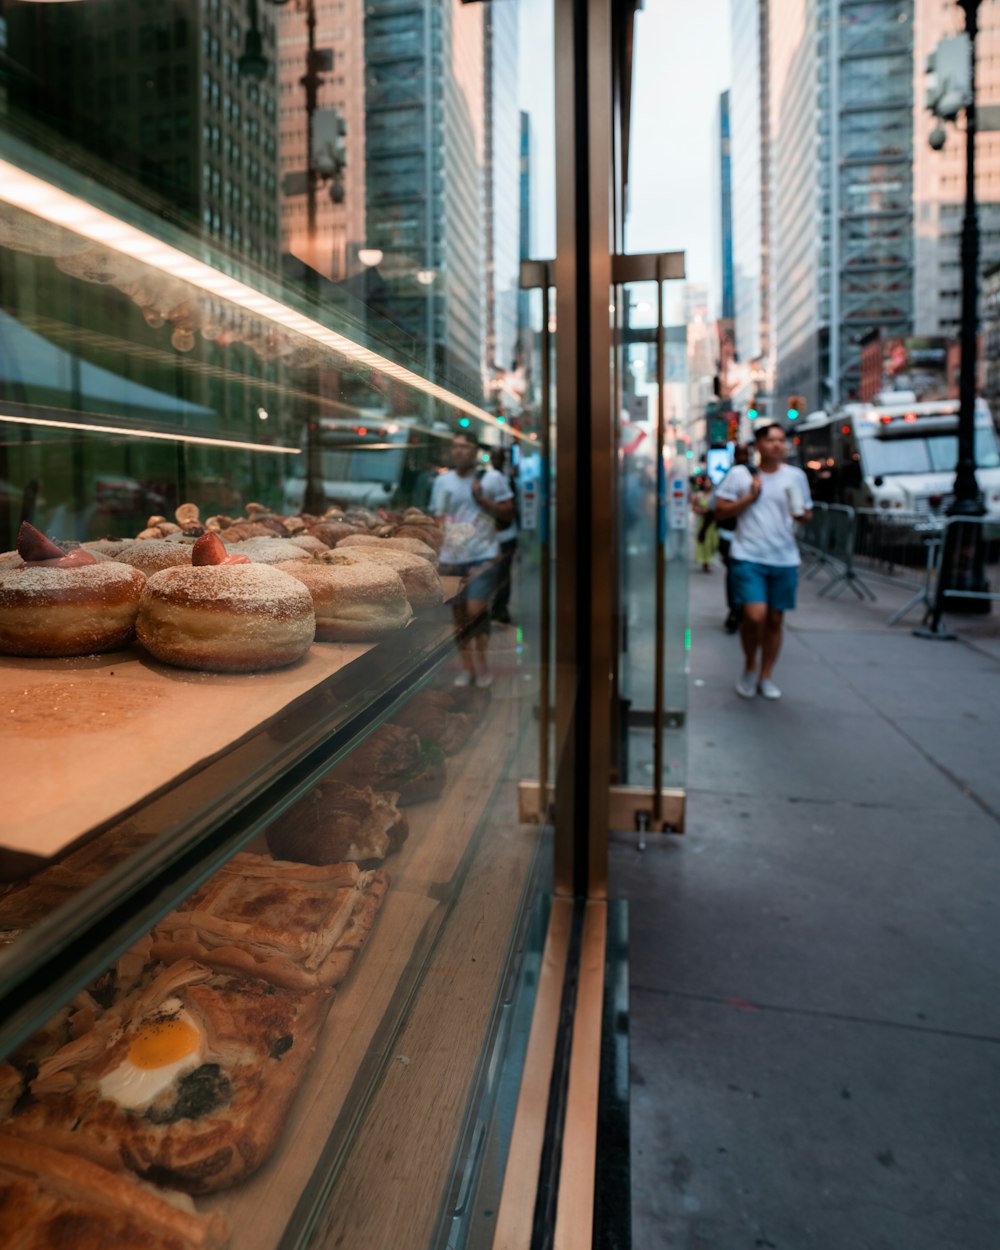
[0,577,462,870]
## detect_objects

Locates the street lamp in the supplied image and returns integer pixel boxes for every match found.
[952,0,985,518]
[918,1,989,633]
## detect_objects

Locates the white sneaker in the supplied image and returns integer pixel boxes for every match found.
[735,671,757,699]
[474,668,493,689]
[453,670,473,688]
[757,678,782,700]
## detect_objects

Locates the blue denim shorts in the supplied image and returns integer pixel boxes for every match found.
[439,559,500,604]
[729,559,799,611]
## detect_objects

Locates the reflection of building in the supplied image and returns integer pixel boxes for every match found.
[484,2,521,384]
[363,0,485,390]
[278,1,366,281]
[913,0,1000,341]
[685,283,717,455]
[4,1,281,267]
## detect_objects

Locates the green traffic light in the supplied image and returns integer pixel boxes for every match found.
[747,408,758,420]
[458,417,471,427]
[787,409,799,421]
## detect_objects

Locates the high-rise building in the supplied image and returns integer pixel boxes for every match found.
[913,0,1000,340]
[278,0,366,283]
[363,0,485,392]
[716,91,736,323]
[729,0,771,374]
[483,1,522,386]
[769,0,914,411]
[3,1,281,270]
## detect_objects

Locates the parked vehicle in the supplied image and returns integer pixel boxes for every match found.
[794,393,1000,521]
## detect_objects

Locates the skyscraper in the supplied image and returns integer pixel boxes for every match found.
[729,0,771,374]
[768,0,914,411]
[913,0,1000,340]
[278,0,366,283]
[716,91,735,323]
[363,0,485,392]
[3,0,281,269]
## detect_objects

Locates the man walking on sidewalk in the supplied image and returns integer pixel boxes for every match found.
[713,423,812,700]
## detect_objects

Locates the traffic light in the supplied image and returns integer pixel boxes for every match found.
[786,395,806,421]
[747,407,758,421]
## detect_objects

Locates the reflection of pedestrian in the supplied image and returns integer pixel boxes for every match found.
[430,433,514,688]
[715,444,751,633]
[691,474,718,572]
[489,448,518,625]
[714,424,812,701]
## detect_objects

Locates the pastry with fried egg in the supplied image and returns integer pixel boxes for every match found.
[6,958,329,1194]
[150,852,389,991]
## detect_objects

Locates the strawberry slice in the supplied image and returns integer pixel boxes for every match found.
[192,532,250,566]
[16,522,97,567]
[17,521,67,562]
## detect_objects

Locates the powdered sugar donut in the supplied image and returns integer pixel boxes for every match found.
[136,534,315,671]
[0,523,146,657]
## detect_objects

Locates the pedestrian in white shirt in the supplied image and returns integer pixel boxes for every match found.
[714,423,813,701]
[430,432,514,688]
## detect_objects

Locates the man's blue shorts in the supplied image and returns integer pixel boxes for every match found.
[439,558,500,603]
[729,559,798,611]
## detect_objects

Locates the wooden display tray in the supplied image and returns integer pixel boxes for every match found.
[0,577,462,867]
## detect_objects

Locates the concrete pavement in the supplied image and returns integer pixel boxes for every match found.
[614,557,1000,1249]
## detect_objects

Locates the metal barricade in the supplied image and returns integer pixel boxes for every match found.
[852,509,943,624]
[917,515,1000,638]
[814,505,877,602]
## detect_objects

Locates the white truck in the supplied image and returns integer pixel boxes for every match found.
[794,393,1000,520]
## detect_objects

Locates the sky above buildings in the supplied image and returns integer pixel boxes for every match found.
[517,0,732,316]
[627,0,732,312]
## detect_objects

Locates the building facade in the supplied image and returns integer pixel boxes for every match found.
[363,0,486,392]
[767,0,915,413]
[913,0,1000,343]
[3,0,281,270]
[716,90,736,323]
[729,0,771,375]
[278,0,367,284]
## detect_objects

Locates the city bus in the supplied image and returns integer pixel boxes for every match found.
[795,395,1000,520]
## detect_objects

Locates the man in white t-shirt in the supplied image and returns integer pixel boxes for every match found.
[430,432,514,688]
[714,423,813,701]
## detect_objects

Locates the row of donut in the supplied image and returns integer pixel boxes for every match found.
[0,517,446,670]
[132,500,443,557]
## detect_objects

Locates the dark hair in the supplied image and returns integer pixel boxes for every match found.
[754,422,786,441]
[452,431,477,446]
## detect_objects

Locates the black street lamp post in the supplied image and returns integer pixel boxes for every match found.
[952,0,986,518]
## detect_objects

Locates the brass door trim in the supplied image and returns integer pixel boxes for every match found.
[490,897,573,1250]
[519,781,685,834]
[609,783,685,834]
[553,899,607,1250]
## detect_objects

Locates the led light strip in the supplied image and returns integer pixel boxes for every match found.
[0,414,300,455]
[0,158,518,438]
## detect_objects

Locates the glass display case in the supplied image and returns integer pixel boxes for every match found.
[0,1,559,1245]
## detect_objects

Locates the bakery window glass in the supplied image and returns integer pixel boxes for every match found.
[0,0,557,1247]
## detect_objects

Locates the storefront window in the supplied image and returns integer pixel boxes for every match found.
[0,0,556,1246]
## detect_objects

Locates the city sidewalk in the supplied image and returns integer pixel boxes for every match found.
[613,558,1000,1249]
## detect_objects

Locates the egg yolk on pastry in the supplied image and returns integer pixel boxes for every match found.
[99,1010,204,1109]
[128,1017,201,1068]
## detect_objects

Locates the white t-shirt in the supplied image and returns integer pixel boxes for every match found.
[430,468,513,565]
[714,462,812,567]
